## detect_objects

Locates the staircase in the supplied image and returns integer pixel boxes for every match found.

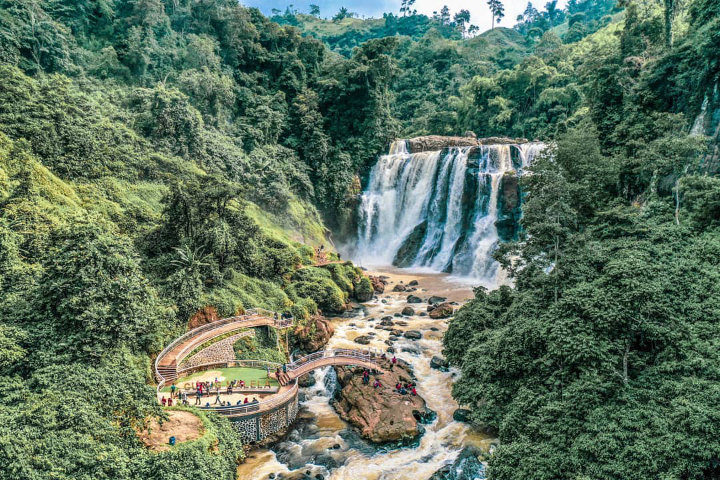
[157,364,178,383]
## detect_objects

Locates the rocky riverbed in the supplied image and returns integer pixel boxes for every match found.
[237,267,494,480]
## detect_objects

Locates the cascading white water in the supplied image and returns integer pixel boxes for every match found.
[356,140,544,286]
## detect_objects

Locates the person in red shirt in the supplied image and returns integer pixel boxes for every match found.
[161,396,167,406]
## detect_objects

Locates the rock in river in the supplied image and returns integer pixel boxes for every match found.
[401,306,415,316]
[430,446,486,480]
[407,295,423,304]
[403,330,423,340]
[429,302,454,319]
[333,359,431,444]
[354,335,371,345]
[430,356,449,370]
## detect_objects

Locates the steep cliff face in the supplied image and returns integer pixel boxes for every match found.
[693,82,720,173]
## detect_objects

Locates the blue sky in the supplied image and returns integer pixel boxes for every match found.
[241,0,567,33]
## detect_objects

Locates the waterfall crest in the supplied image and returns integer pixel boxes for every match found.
[356,140,544,285]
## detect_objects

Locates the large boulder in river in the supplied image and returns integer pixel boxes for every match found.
[333,359,431,444]
[428,296,447,305]
[369,275,387,294]
[354,335,372,345]
[453,408,472,423]
[401,306,415,316]
[290,315,334,354]
[403,330,423,340]
[430,446,486,480]
[430,356,449,370]
[407,295,423,304]
[429,302,454,319]
[392,283,407,292]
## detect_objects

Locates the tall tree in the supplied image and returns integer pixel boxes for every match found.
[487,0,505,29]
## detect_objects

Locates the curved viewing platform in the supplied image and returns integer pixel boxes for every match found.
[154,310,383,442]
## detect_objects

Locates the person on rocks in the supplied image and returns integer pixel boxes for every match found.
[170,384,176,398]
[396,382,402,391]
[182,392,189,406]
[390,356,397,370]
[236,400,243,406]
[400,386,407,395]
[161,396,167,406]
[411,387,417,396]
[195,389,202,405]
[363,369,370,385]
[252,397,258,404]
[373,379,382,388]
[227,384,232,395]
[243,397,249,404]
[167,397,173,406]
[214,389,222,405]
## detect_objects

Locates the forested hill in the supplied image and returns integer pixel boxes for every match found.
[442,0,720,478]
[0,1,388,476]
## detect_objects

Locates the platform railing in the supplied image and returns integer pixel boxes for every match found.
[154,309,293,391]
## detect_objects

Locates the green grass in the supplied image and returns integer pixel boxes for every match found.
[162,367,278,392]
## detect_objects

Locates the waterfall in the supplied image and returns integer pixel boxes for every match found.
[356,140,544,285]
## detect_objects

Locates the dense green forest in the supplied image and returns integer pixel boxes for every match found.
[0,0,718,478]
[444,0,720,478]
[0,0,391,477]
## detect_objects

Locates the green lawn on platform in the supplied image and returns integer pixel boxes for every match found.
[161,366,278,392]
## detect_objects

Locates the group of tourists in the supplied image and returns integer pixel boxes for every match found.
[201,397,259,409]
[395,382,417,396]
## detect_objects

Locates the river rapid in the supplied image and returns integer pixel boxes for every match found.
[237,267,492,480]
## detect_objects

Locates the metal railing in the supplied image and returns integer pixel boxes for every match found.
[286,348,381,376]
[177,359,282,377]
[154,308,293,392]
[200,380,299,416]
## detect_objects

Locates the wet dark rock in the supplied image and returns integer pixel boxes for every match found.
[429,446,486,480]
[385,340,394,346]
[332,443,341,449]
[401,306,415,316]
[427,305,436,312]
[430,327,439,331]
[387,347,395,353]
[453,408,472,423]
[402,345,421,355]
[393,313,402,317]
[403,330,423,340]
[409,280,419,286]
[430,356,449,370]
[369,275,387,294]
[391,329,403,336]
[395,320,409,326]
[298,373,317,388]
[413,408,437,424]
[419,312,427,317]
[407,295,423,304]
[429,303,454,319]
[428,296,447,305]
[380,317,394,326]
[354,335,371,345]
[392,284,407,292]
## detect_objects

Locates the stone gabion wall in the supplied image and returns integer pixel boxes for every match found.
[179,330,255,370]
[234,416,259,444]
[231,392,299,444]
